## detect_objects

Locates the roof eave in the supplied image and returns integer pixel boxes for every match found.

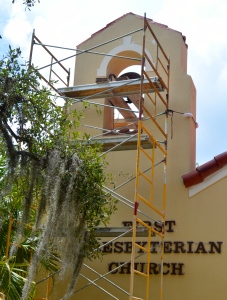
[182,152,227,188]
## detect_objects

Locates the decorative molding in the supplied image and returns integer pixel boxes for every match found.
[97,36,153,76]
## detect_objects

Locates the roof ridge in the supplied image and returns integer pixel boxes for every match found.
[77,12,185,47]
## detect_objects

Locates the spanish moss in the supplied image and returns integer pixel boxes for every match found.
[0,47,115,300]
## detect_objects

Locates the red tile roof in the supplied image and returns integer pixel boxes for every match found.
[77,12,187,47]
[182,152,227,188]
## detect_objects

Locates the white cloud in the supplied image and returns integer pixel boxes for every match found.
[154,0,227,64]
[3,3,32,55]
[1,0,227,164]
[219,63,227,84]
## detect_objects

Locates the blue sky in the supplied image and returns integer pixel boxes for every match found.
[1,0,227,165]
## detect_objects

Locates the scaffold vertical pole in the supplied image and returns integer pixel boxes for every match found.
[129,12,170,300]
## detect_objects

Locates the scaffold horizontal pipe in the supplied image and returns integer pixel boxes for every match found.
[77,259,137,295]
[99,133,138,156]
[83,263,130,295]
[34,35,69,73]
[79,273,119,300]
[36,27,144,71]
[103,186,161,224]
[34,41,141,61]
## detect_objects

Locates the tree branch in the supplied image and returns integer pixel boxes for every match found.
[16,150,40,162]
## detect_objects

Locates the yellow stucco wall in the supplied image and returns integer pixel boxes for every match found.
[41,13,227,300]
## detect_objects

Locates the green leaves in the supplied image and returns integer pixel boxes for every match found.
[1,47,70,157]
[0,47,116,299]
[0,257,35,300]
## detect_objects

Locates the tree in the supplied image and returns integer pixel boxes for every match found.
[0,47,115,299]
[12,0,39,10]
[0,153,59,300]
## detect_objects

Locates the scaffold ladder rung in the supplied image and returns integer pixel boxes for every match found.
[130,13,169,300]
[135,242,149,253]
[134,270,149,277]
[144,53,169,93]
[140,124,167,155]
[138,170,153,185]
[136,218,164,238]
[142,105,167,138]
[139,146,154,162]
[143,71,167,107]
[137,194,165,218]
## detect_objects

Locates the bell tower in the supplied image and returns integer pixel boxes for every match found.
[58,12,196,300]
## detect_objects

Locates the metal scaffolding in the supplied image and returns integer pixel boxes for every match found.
[27,13,170,300]
[129,16,169,300]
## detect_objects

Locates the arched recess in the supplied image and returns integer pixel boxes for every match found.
[97,36,153,77]
[101,44,153,134]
